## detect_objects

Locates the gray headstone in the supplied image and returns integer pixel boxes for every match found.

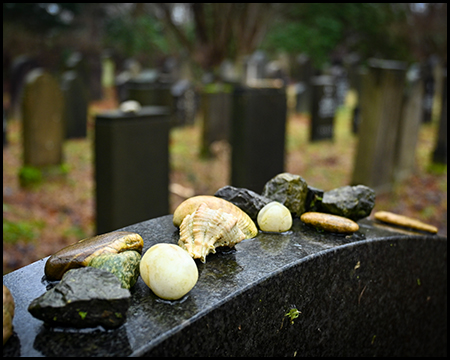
[393,64,424,182]
[61,71,88,138]
[21,69,64,167]
[351,59,407,192]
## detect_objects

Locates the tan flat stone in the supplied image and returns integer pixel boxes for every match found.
[300,212,359,233]
[374,211,438,234]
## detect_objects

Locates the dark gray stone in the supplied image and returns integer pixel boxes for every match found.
[305,185,324,212]
[28,267,130,329]
[310,75,336,141]
[214,185,272,220]
[321,185,376,221]
[262,173,309,217]
[3,215,446,357]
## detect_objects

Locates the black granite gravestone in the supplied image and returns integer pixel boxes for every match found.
[230,86,287,193]
[94,106,170,234]
[3,216,446,357]
[310,75,336,141]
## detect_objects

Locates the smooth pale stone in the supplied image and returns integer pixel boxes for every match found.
[300,212,359,233]
[257,201,292,232]
[140,244,199,300]
[374,211,438,234]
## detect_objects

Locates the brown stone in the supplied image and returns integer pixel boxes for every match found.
[374,211,438,234]
[300,212,359,233]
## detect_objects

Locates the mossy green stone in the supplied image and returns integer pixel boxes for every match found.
[88,250,141,289]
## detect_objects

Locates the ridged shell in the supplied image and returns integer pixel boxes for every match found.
[178,203,246,263]
[173,195,258,239]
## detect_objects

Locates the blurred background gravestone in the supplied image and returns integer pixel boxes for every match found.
[351,59,407,193]
[61,70,88,139]
[21,69,64,167]
[393,64,424,182]
[421,56,437,123]
[95,106,170,234]
[432,67,447,165]
[9,55,39,121]
[200,84,232,157]
[231,85,287,193]
[310,75,336,141]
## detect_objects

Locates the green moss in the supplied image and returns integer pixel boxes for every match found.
[78,311,87,320]
[285,308,301,324]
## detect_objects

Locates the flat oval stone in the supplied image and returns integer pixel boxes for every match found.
[300,212,359,233]
[45,231,144,280]
[374,211,438,234]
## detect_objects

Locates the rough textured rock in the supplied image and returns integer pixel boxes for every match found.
[214,185,272,221]
[321,185,376,221]
[88,250,141,289]
[261,173,309,217]
[28,267,131,329]
[305,186,324,212]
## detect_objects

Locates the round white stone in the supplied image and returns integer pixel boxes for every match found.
[257,201,292,232]
[140,243,198,300]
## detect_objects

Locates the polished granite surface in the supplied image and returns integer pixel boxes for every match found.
[3,215,447,356]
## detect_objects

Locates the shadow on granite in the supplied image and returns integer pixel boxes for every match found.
[3,216,447,356]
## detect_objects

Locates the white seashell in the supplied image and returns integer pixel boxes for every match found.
[140,243,198,300]
[178,203,246,263]
[119,100,142,113]
[257,201,292,232]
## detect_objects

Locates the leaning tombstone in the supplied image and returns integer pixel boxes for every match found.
[432,67,447,165]
[21,69,64,167]
[351,59,407,193]
[61,70,88,138]
[95,105,170,234]
[309,75,336,141]
[231,84,287,193]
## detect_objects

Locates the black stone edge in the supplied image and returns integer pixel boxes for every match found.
[130,233,447,357]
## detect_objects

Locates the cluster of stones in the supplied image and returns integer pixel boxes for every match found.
[28,231,144,329]
[216,172,376,234]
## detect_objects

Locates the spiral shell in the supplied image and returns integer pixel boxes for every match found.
[178,203,246,263]
[173,195,258,239]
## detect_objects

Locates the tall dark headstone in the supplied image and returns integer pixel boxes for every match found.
[351,59,407,192]
[200,86,232,156]
[22,69,64,167]
[61,71,88,138]
[310,75,336,141]
[421,57,436,123]
[231,86,287,193]
[95,106,170,234]
[432,68,447,164]
[294,54,313,114]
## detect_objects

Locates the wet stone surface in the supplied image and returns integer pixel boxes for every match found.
[3,215,447,357]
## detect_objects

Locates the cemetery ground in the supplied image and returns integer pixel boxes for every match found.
[3,94,447,274]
